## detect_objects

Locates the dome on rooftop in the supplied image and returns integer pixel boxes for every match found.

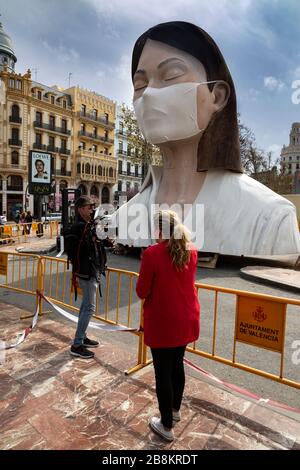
[0,22,17,67]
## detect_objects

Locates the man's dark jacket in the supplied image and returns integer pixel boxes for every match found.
[66,214,109,282]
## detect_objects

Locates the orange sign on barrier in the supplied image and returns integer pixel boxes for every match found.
[236,295,285,353]
[0,253,8,275]
[3,226,12,236]
[32,223,38,231]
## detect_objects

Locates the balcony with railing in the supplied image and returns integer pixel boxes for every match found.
[78,130,114,145]
[33,143,47,151]
[8,139,22,147]
[117,149,127,156]
[77,111,115,129]
[34,121,71,135]
[53,169,72,177]
[9,116,22,124]
[31,94,72,110]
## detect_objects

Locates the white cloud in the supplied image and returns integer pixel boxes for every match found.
[42,41,80,63]
[264,76,285,92]
[294,66,300,79]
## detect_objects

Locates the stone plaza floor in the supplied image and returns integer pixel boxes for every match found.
[1,302,300,451]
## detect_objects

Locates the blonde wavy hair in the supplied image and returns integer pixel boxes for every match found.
[154,210,191,270]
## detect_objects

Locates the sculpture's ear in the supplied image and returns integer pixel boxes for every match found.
[211,81,231,113]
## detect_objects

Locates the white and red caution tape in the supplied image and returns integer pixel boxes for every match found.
[0,303,39,351]
[38,290,138,333]
[184,357,300,414]
[0,291,138,351]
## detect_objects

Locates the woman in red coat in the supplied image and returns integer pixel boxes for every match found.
[136,210,200,442]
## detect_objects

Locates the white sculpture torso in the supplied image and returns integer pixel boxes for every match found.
[112,166,300,256]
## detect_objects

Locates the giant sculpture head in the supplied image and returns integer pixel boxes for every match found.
[132,21,242,172]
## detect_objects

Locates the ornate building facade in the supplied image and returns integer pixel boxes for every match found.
[281,122,300,176]
[0,21,117,219]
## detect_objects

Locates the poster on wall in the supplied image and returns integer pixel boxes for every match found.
[28,151,52,195]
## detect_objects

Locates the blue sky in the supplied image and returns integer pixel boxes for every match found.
[1,0,300,163]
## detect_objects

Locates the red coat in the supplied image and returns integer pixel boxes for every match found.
[136,241,200,348]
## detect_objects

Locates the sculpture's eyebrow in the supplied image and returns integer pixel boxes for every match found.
[134,58,186,78]
[157,57,186,69]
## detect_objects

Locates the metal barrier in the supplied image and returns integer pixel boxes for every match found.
[183,283,300,390]
[1,250,300,387]
[0,221,59,245]
[33,255,144,374]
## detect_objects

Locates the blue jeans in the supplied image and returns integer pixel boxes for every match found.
[73,277,98,347]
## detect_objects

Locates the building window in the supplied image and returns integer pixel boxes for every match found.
[11,104,20,119]
[297,156,300,161]
[9,78,15,88]
[297,164,300,170]
[12,128,19,141]
[16,80,22,90]
[11,151,19,165]
[93,127,97,138]
[127,162,131,176]
[36,133,42,147]
[118,160,123,173]
[118,180,122,192]
[61,159,66,175]
[61,139,67,152]
[63,100,67,108]
[51,96,55,104]
[79,141,85,150]
[104,113,109,124]
[80,123,85,134]
[104,148,108,155]
[36,111,42,125]
[49,136,55,150]
[61,119,67,132]
[104,130,108,141]
[37,90,42,100]
[98,166,102,176]
[7,175,23,191]
[135,164,139,177]
[92,144,97,152]
[77,163,81,174]
[127,144,131,156]
[119,141,123,152]
[49,115,55,130]
[81,104,86,116]
[288,164,292,169]
[92,109,97,120]
[85,163,90,174]
[126,181,131,191]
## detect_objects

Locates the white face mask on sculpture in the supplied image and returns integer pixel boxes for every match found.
[133,81,218,144]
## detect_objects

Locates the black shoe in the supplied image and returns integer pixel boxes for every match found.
[83,337,99,348]
[70,345,95,359]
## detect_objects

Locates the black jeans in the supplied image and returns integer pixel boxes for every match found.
[151,345,186,429]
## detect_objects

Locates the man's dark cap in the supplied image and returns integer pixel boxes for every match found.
[74,195,95,209]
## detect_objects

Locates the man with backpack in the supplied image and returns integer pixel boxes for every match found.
[66,195,112,359]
